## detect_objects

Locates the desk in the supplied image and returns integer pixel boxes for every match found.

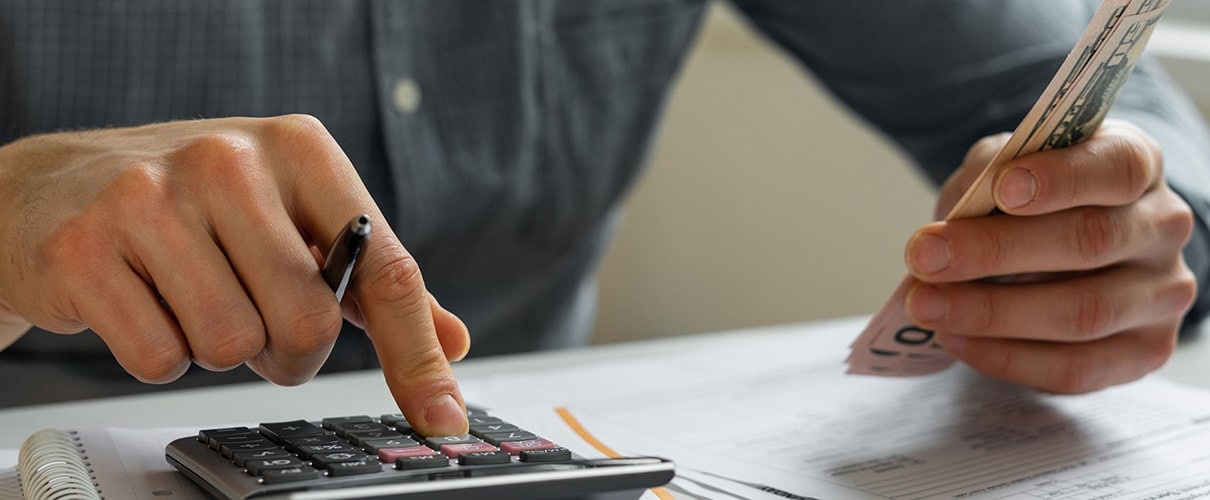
[6,316,1210,499]
[2,315,1209,449]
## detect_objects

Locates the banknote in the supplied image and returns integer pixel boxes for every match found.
[847,0,1171,376]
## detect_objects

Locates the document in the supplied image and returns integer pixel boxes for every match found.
[469,318,1210,499]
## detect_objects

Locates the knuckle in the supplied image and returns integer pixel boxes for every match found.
[197,327,266,370]
[1167,265,1198,314]
[274,301,343,356]
[107,162,173,215]
[363,249,428,310]
[1140,333,1176,374]
[127,342,189,383]
[262,114,331,146]
[176,134,267,201]
[1105,134,1155,200]
[1158,195,1194,246]
[176,133,258,170]
[1071,289,1114,340]
[1073,207,1121,266]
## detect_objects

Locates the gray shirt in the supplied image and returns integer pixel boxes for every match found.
[2,0,1209,406]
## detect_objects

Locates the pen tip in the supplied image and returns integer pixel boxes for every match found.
[353,214,371,236]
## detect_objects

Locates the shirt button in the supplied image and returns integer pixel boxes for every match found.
[392,78,422,114]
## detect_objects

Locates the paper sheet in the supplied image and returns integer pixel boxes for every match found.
[466,319,1210,499]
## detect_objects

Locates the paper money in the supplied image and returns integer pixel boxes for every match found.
[847,0,1171,376]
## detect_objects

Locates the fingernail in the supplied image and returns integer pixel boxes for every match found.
[998,167,1037,209]
[908,233,951,275]
[907,284,947,323]
[424,394,468,435]
[938,333,966,354]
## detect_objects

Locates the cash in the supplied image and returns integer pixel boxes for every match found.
[847,0,1171,376]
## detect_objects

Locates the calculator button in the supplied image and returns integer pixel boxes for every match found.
[310,452,373,469]
[361,437,420,453]
[325,459,383,477]
[458,450,512,466]
[321,416,373,430]
[259,466,321,484]
[467,416,503,426]
[380,414,415,435]
[469,423,518,437]
[221,439,277,459]
[282,434,341,451]
[331,421,391,438]
[499,438,558,455]
[246,456,308,475]
[347,430,405,446]
[520,447,573,463]
[396,454,452,470]
[198,427,251,446]
[423,435,480,449]
[232,448,292,467]
[208,432,261,451]
[259,420,325,443]
[482,430,537,445]
[439,442,498,458]
[377,445,438,462]
[465,407,490,417]
[297,443,359,460]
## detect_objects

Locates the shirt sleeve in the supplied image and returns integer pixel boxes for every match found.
[726,0,1210,335]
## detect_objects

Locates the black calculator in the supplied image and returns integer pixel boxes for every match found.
[164,407,675,499]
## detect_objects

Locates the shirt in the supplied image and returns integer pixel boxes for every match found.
[2,0,1209,406]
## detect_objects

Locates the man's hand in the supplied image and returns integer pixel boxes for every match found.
[903,119,1197,393]
[0,115,471,435]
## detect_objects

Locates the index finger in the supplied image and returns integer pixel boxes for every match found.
[352,234,469,437]
[262,115,468,436]
[993,120,1163,215]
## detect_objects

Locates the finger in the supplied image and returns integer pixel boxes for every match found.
[352,236,469,436]
[260,115,468,436]
[906,201,1185,281]
[75,265,191,383]
[939,327,1174,394]
[187,146,343,385]
[129,212,267,373]
[993,121,1163,215]
[936,132,1011,219]
[904,264,1195,342]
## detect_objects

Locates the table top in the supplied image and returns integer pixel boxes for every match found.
[2,316,1208,449]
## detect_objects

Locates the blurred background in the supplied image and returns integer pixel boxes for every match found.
[591,1,1210,344]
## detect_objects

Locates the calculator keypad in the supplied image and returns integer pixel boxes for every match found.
[195,411,575,484]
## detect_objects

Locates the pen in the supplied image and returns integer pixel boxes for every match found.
[322,214,371,302]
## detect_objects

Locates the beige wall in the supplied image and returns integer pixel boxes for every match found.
[591,4,936,344]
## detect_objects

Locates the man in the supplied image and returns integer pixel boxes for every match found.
[1,1,1207,437]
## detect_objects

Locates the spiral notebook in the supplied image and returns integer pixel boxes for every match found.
[0,426,209,500]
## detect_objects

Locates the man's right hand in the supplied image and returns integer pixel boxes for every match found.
[0,115,471,436]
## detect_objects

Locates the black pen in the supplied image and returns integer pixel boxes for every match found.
[322,214,371,302]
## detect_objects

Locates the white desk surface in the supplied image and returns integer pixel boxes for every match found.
[1,316,1208,449]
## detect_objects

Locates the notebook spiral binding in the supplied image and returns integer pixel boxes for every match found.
[17,429,102,500]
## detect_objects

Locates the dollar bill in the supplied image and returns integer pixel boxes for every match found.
[847,0,1171,376]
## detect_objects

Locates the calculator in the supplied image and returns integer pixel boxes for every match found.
[164,407,675,499]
